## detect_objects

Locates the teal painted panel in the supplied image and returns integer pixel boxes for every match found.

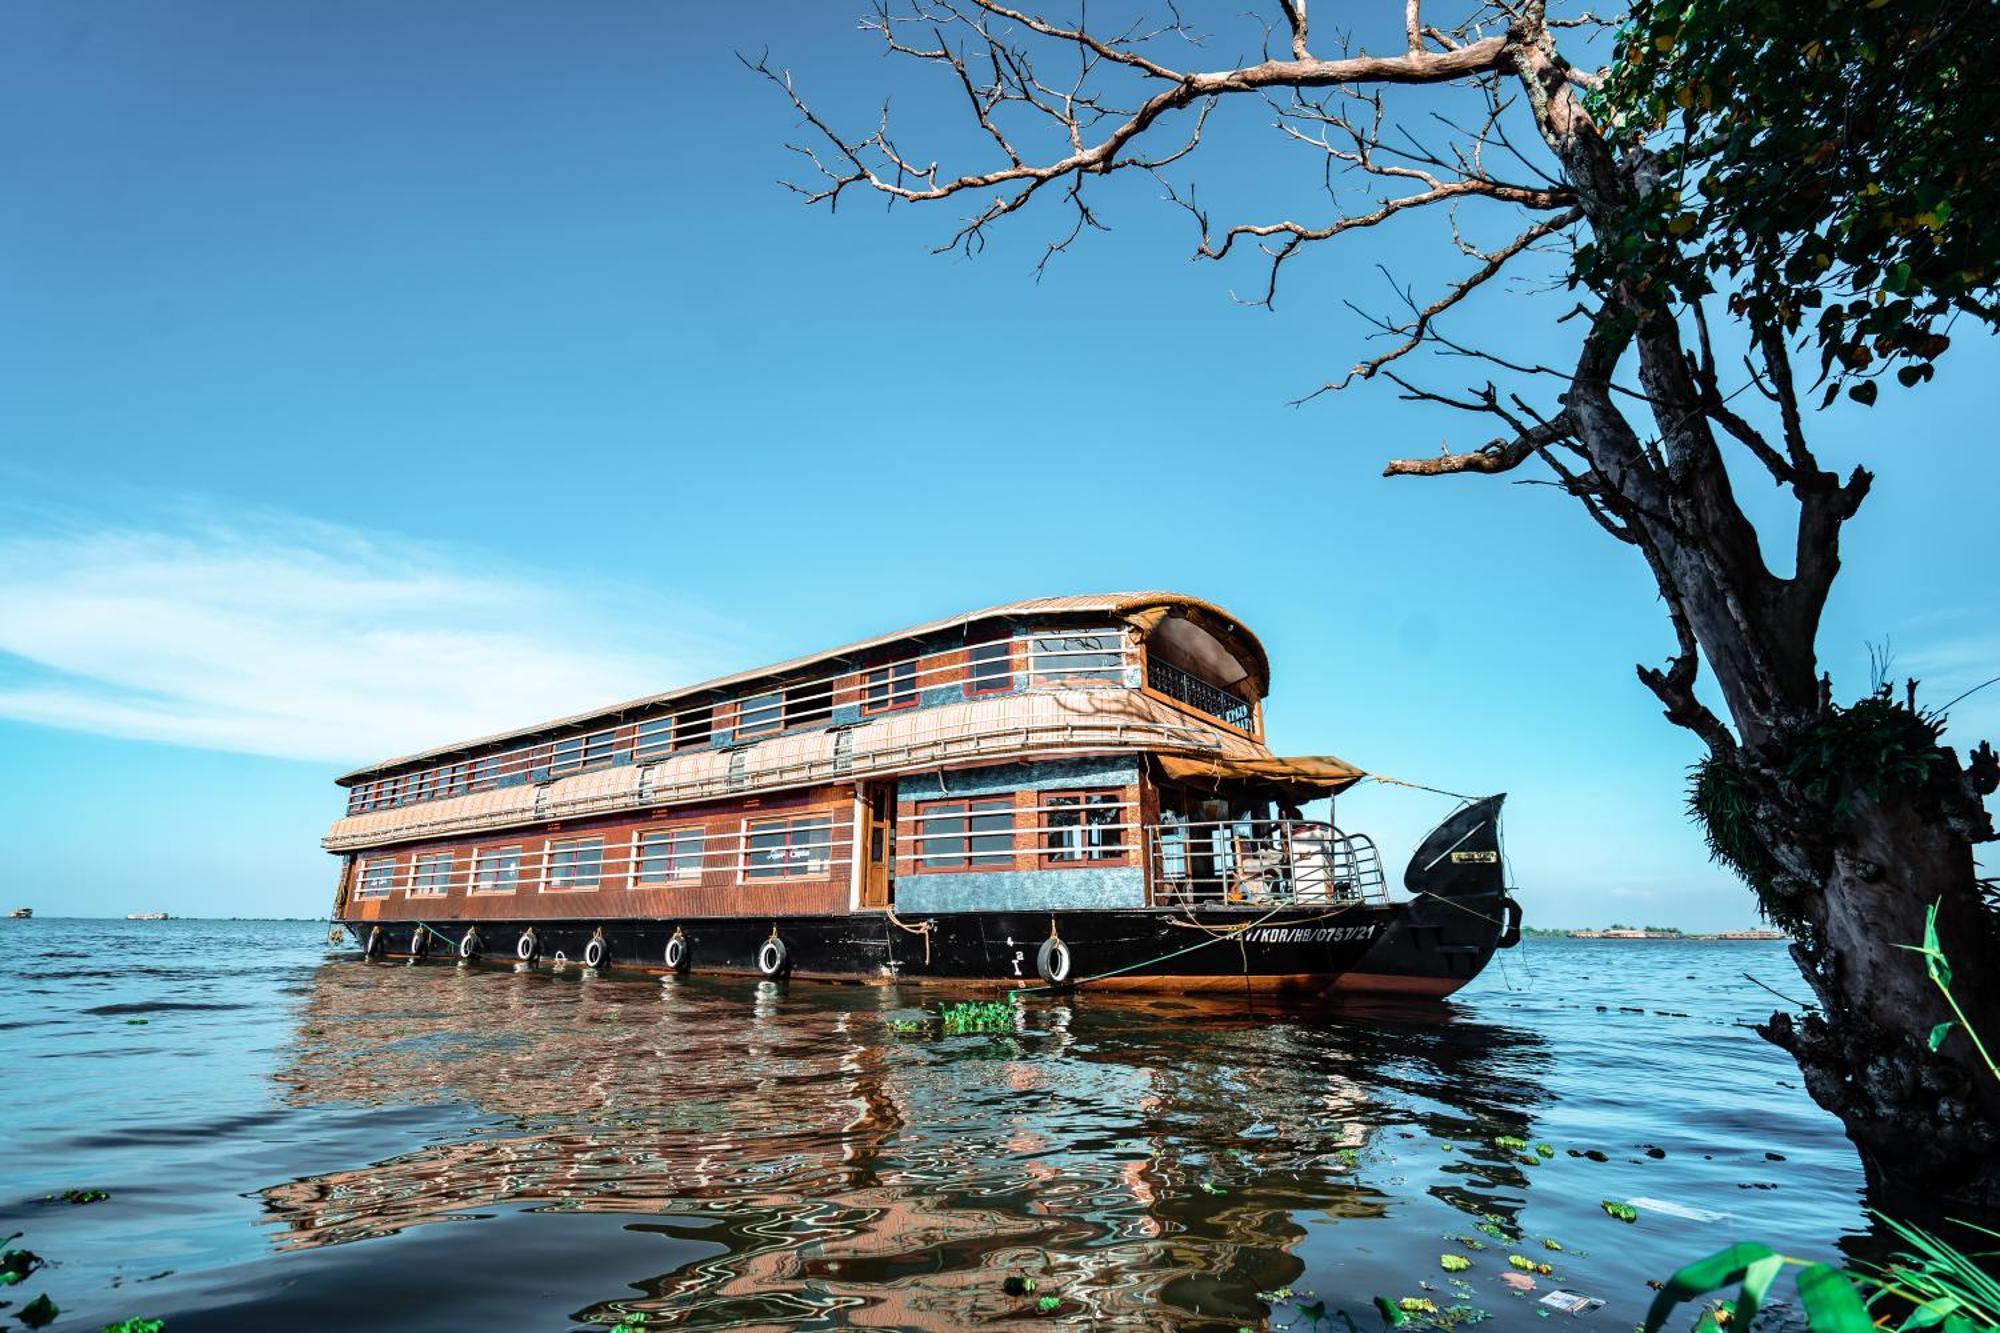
[895,866,1145,913]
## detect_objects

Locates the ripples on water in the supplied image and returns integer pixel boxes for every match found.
[0,920,1918,1330]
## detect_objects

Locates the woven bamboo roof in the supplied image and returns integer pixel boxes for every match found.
[334,592,1267,784]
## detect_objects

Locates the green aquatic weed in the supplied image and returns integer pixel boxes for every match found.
[20,1293,59,1329]
[939,1001,1015,1035]
[1494,1136,1529,1152]
[1198,1180,1227,1195]
[1543,1239,1563,1251]
[1476,1223,1510,1241]
[58,1189,108,1205]
[1440,1255,1472,1272]
[1534,1143,1555,1158]
[99,1321,166,1333]
[1036,1295,1061,1314]
[1602,1201,1639,1223]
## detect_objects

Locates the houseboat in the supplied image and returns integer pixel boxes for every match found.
[326,593,1521,995]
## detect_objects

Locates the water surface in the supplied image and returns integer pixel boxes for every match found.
[0,919,1909,1329]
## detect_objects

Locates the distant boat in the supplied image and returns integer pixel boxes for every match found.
[125,912,171,921]
[7,907,29,919]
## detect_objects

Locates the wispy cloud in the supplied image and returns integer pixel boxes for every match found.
[0,504,741,764]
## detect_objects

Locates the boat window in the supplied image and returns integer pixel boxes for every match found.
[863,661,918,714]
[634,717,674,762]
[1043,791,1127,862]
[471,755,503,788]
[966,641,1014,697]
[785,682,830,728]
[636,827,705,883]
[410,852,454,897]
[471,846,521,894]
[743,815,834,880]
[1030,632,1125,684]
[675,705,714,750]
[544,838,605,891]
[736,692,783,739]
[355,857,398,898]
[551,730,615,774]
[915,797,1014,870]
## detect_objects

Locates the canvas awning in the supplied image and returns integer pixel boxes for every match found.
[1155,752,1367,800]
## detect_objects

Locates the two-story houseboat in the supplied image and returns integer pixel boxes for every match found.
[326,593,1521,994]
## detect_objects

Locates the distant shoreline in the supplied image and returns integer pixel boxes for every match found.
[1522,928,1785,941]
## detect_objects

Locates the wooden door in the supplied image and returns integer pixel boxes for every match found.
[860,781,895,908]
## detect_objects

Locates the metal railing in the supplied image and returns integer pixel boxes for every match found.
[1146,659,1254,730]
[1145,819,1386,909]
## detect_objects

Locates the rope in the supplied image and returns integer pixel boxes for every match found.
[884,907,934,964]
[1011,902,1295,996]
[1408,890,1509,927]
[1364,773,1484,803]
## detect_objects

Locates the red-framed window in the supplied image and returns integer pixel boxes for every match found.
[966,640,1015,697]
[863,661,918,714]
[471,846,522,894]
[914,797,1015,871]
[355,857,398,899]
[1042,790,1128,862]
[635,827,705,883]
[543,838,605,891]
[742,814,835,880]
[410,852,454,897]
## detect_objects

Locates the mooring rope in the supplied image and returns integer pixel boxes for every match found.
[884,907,934,964]
[1011,901,1296,996]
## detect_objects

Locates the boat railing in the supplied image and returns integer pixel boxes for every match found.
[1145,819,1387,909]
[1144,658,1255,730]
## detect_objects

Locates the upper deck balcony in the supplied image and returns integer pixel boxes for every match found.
[335,611,1267,823]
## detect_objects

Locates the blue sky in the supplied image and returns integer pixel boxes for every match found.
[1,1,1994,927]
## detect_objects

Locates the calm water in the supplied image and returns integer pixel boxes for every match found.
[0,919,1933,1330]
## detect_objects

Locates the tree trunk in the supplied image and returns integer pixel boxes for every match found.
[1761,786,2000,1207]
[1507,11,2000,1206]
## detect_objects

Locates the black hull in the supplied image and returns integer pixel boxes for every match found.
[345,897,1505,998]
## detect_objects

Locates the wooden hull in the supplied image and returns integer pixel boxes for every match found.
[340,893,1507,998]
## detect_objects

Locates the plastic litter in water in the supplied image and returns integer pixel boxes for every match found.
[1625,1197,1728,1223]
[1537,1290,1606,1316]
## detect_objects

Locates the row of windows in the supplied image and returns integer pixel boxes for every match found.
[901,791,1130,872]
[346,632,1129,815]
[351,815,840,898]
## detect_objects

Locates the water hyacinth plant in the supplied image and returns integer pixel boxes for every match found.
[938,1000,1015,1035]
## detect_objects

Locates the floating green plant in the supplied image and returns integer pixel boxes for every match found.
[1003,1275,1038,1296]
[1198,1180,1227,1195]
[1543,1239,1563,1252]
[1400,1297,1439,1314]
[939,1000,1015,1035]
[1493,1135,1528,1152]
[1035,1295,1061,1314]
[56,1190,108,1206]
[1,1235,43,1287]
[1440,1255,1472,1273]
[1508,1255,1553,1275]
[1602,1201,1639,1223]
[98,1320,165,1333]
[19,1293,59,1329]
[1534,1143,1555,1158]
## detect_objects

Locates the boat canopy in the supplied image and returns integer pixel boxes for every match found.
[1155,752,1366,801]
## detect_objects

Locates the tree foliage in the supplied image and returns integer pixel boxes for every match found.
[1590,0,2000,402]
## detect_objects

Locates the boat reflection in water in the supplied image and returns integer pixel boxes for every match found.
[265,962,1552,1327]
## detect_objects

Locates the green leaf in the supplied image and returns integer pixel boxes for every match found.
[1797,1264,1873,1333]
[1928,1021,1956,1052]
[1641,1243,1782,1333]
